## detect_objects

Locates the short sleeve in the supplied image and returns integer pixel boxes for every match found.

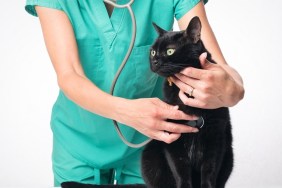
[25,0,63,17]
[174,0,208,20]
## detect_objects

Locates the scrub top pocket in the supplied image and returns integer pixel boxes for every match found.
[132,45,159,98]
[110,44,158,99]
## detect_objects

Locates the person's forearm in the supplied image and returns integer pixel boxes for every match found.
[34,6,199,143]
[58,71,126,120]
[35,6,124,120]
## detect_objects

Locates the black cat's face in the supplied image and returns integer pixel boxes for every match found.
[150,16,203,77]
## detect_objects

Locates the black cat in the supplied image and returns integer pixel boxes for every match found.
[141,16,233,188]
[61,16,233,188]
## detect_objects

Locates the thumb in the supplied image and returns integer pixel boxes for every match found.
[199,52,213,69]
[155,100,198,120]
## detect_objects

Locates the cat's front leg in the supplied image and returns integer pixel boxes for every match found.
[142,141,176,188]
[200,162,218,188]
[200,134,225,188]
[164,141,194,188]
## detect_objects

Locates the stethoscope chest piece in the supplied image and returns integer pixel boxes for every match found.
[187,116,205,129]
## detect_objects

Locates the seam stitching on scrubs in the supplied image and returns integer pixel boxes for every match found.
[115,7,126,35]
[25,0,63,17]
[108,5,126,49]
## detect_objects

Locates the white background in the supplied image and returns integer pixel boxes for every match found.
[0,0,282,187]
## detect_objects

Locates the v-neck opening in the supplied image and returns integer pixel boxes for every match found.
[104,2,114,18]
[102,0,129,23]
[91,0,127,46]
[100,0,120,26]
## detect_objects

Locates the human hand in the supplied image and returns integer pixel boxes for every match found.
[171,52,242,109]
[114,98,199,144]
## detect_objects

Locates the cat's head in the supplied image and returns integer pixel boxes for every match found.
[150,16,205,77]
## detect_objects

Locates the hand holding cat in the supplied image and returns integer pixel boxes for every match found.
[172,52,243,109]
[114,98,199,143]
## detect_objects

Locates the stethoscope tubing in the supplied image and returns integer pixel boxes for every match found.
[104,0,152,148]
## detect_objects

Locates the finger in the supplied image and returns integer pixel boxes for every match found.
[162,121,198,134]
[157,131,181,144]
[174,73,197,87]
[172,75,197,94]
[179,90,206,108]
[199,52,214,69]
[180,66,206,80]
[154,99,198,120]
[160,107,198,121]
[152,98,179,110]
[180,53,215,80]
[199,52,208,66]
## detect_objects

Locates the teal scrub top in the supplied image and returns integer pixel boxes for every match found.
[25,0,207,170]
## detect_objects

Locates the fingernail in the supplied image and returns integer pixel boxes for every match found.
[190,115,199,120]
[202,52,208,59]
[173,105,179,110]
[192,129,199,133]
[164,131,170,136]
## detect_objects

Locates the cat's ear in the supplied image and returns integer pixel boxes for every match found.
[185,16,202,43]
[152,22,167,36]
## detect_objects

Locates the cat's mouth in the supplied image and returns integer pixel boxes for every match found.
[151,66,182,77]
[150,60,185,77]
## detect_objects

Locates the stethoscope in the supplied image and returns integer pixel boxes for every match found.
[103,0,152,148]
[103,0,205,184]
[104,0,205,149]
[103,0,150,185]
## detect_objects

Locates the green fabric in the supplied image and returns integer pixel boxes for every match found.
[53,137,144,186]
[25,0,207,185]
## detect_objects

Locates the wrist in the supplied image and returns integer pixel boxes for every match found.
[110,96,131,124]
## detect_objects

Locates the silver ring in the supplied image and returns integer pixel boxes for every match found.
[189,87,194,97]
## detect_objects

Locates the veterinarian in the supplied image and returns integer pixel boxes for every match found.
[25,0,244,186]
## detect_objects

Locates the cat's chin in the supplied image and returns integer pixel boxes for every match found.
[155,70,177,78]
[150,63,182,77]
[159,74,178,78]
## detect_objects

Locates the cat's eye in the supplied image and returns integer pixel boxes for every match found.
[167,49,175,56]
[151,50,156,57]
